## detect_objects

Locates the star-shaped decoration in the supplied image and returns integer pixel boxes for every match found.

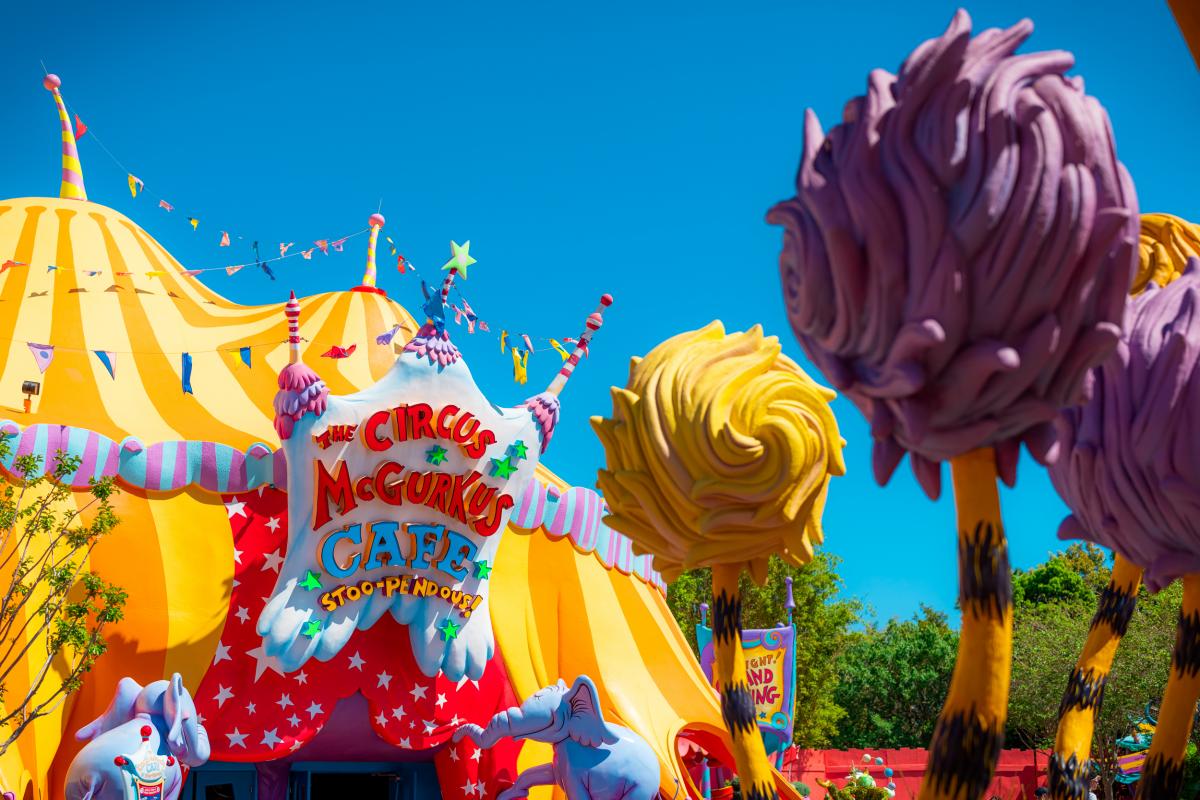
[392,706,406,721]
[438,617,461,641]
[299,570,322,591]
[213,640,231,664]
[508,440,528,461]
[213,685,234,707]
[449,747,460,762]
[449,714,462,726]
[435,693,447,709]
[442,240,476,279]
[473,781,486,796]
[375,712,388,727]
[474,560,492,580]
[423,720,437,735]
[294,670,309,685]
[277,693,294,710]
[261,728,282,748]
[261,549,284,573]
[290,740,303,752]
[377,670,393,689]
[301,619,322,638]
[264,516,281,533]
[470,748,481,762]
[234,606,251,624]
[245,702,257,715]
[348,651,366,671]
[232,548,243,565]
[306,701,323,719]
[425,444,449,465]
[286,714,301,728]
[409,684,428,701]
[461,780,476,797]
[226,728,248,749]
[398,736,412,749]
[225,498,247,519]
[489,456,517,479]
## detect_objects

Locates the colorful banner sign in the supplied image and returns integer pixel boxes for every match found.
[696,624,797,754]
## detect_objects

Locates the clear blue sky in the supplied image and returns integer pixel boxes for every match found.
[2,1,1197,624]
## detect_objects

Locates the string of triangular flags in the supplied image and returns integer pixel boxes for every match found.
[1,229,366,280]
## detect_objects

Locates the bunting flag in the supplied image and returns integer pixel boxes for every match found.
[330,238,347,252]
[93,350,116,379]
[146,271,167,278]
[499,331,508,353]
[386,236,397,255]
[315,240,329,255]
[260,263,276,280]
[127,174,144,198]
[550,339,570,361]
[301,249,314,260]
[84,270,102,277]
[511,347,528,384]
[27,343,55,373]
[74,114,87,138]
[46,265,58,273]
[238,346,252,368]
[225,266,243,276]
[321,344,356,359]
[220,231,231,247]
[188,217,199,231]
[181,352,194,394]
[159,199,174,212]
[461,299,477,333]
[479,320,490,332]
[1,260,25,273]
[521,334,535,354]
[376,325,402,346]
[181,270,202,277]
[280,242,294,257]
[397,254,407,274]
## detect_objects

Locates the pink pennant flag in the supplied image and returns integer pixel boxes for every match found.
[330,238,347,252]
[114,271,132,277]
[280,242,294,257]
[521,334,535,354]
[74,114,88,138]
[451,304,464,325]
[321,344,357,359]
[225,266,243,276]
[181,269,202,276]
[27,343,55,373]
[314,240,329,255]
[158,199,174,212]
[301,249,314,260]
[220,231,231,247]
[461,299,477,334]
[479,320,490,333]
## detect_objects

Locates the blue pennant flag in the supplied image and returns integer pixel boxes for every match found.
[239,346,252,368]
[93,350,116,379]
[181,352,193,394]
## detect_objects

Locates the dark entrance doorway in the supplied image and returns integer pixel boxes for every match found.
[309,771,395,798]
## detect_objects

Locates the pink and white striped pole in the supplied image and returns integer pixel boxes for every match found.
[546,294,612,396]
[439,268,458,309]
[286,291,302,364]
[43,74,87,201]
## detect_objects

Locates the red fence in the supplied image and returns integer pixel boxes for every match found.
[773,748,1051,799]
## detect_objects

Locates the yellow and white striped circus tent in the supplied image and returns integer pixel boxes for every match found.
[0,77,803,800]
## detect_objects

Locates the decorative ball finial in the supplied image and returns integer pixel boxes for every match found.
[43,74,61,92]
[369,213,385,229]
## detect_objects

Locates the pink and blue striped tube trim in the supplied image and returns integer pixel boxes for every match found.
[0,420,666,593]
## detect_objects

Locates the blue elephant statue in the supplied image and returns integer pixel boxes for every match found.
[453,675,662,800]
[65,674,210,800]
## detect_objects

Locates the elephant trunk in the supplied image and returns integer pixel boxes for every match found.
[475,706,540,748]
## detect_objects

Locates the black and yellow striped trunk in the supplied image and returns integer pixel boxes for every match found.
[920,448,1013,800]
[712,563,778,800]
[1135,574,1200,800]
[1049,554,1142,800]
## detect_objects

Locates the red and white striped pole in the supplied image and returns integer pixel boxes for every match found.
[286,291,302,364]
[546,294,612,396]
[439,268,458,309]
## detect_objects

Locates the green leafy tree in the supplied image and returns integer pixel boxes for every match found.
[1012,556,1095,609]
[830,606,958,748]
[0,449,126,755]
[666,551,861,747]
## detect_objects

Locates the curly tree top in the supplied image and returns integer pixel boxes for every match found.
[767,9,1138,499]
[1050,259,1200,592]
[591,323,845,583]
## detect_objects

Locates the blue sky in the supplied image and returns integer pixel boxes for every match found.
[2,1,1197,624]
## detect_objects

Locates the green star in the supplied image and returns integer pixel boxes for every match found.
[508,440,528,462]
[441,240,476,279]
[438,617,461,641]
[474,560,492,580]
[302,619,323,638]
[300,570,322,591]
[426,444,448,465]
[490,456,517,479]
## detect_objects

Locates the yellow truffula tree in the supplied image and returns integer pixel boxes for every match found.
[592,322,844,800]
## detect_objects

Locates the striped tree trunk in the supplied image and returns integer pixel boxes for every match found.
[920,447,1013,800]
[1135,574,1200,800]
[1050,554,1142,800]
[711,563,777,800]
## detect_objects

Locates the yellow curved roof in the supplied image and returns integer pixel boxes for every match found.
[0,196,417,446]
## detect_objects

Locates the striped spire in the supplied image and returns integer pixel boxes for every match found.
[546,294,612,396]
[361,213,385,287]
[286,291,302,364]
[42,74,87,201]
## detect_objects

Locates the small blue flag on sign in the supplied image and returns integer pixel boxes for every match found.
[239,346,252,368]
[181,352,193,394]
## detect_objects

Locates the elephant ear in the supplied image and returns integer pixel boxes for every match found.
[563,676,618,747]
[164,673,185,750]
[76,677,144,742]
